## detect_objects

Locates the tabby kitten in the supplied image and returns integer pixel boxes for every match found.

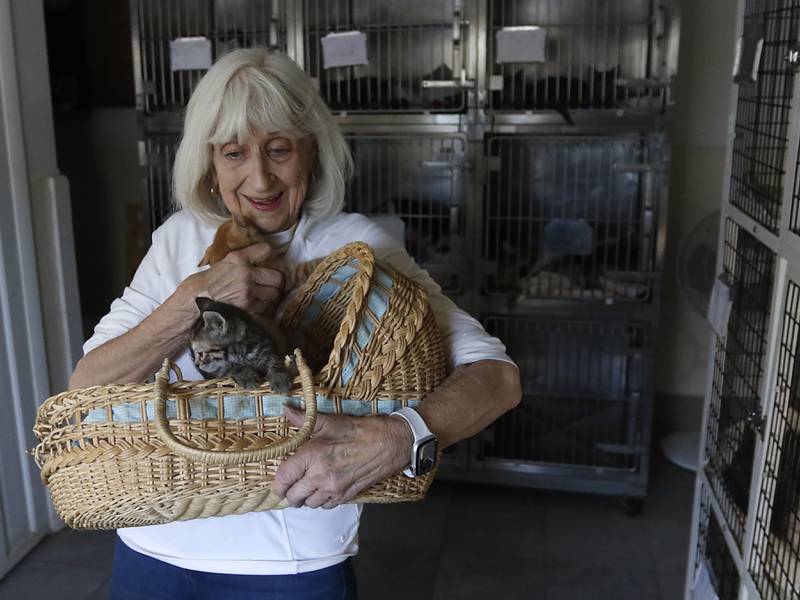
[190,296,292,392]
[189,216,322,391]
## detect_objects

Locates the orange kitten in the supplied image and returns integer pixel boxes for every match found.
[199,216,320,290]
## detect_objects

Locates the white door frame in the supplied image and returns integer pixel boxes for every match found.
[0,0,82,579]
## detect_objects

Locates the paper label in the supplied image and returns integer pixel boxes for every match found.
[170,37,212,71]
[321,31,368,69]
[496,27,547,63]
[707,277,733,337]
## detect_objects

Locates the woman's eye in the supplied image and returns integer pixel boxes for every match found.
[267,148,290,161]
[266,138,293,162]
[224,150,244,160]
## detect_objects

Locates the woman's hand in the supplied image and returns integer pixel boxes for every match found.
[184,242,285,318]
[267,360,521,509]
[271,406,413,509]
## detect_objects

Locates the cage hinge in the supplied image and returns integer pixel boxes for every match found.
[745,410,766,438]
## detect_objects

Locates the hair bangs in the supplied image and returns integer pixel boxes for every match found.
[208,67,308,146]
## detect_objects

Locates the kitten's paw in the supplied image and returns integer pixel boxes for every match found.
[269,371,293,394]
[233,374,262,390]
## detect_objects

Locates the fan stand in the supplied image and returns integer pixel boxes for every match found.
[663,211,719,475]
[660,429,700,472]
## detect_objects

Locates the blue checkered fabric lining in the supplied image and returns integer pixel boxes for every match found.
[82,395,421,423]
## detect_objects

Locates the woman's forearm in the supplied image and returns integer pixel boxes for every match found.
[68,278,201,389]
[416,359,522,449]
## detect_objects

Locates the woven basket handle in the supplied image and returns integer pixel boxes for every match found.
[153,349,317,465]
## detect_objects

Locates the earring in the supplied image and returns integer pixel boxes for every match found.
[310,173,317,184]
[210,183,218,196]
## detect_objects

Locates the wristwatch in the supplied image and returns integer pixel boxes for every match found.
[390,407,438,477]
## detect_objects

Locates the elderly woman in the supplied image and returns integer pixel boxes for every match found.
[70,48,520,599]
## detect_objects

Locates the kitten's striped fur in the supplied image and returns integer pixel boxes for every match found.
[190,297,291,391]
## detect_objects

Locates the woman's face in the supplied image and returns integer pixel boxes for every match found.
[211,132,316,233]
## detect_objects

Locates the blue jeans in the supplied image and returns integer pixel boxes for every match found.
[110,537,359,599]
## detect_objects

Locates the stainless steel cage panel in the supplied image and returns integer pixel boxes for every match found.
[344,134,467,295]
[487,0,671,115]
[302,0,471,113]
[728,0,800,234]
[750,281,800,600]
[141,132,180,234]
[132,0,285,116]
[483,134,663,305]
[480,315,651,486]
[695,485,743,600]
[790,117,800,239]
[705,219,777,550]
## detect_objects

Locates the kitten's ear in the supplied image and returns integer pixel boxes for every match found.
[195,296,214,312]
[202,310,228,334]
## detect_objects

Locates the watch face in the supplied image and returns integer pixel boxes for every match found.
[416,438,438,476]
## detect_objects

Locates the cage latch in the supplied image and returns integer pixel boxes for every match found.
[422,69,475,89]
[785,42,800,71]
[745,410,766,438]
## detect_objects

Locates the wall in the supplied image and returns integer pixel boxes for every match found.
[45,0,141,340]
[54,108,143,337]
[655,0,738,430]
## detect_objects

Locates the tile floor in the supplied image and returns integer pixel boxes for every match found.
[0,454,694,600]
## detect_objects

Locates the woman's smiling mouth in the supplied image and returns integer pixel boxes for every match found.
[245,191,284,211]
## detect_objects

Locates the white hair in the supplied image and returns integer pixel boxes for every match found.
[172,48,352,226]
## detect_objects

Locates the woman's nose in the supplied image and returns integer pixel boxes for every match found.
[249,153,277,190]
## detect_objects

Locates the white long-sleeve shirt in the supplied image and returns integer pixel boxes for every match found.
[83,209,512,575]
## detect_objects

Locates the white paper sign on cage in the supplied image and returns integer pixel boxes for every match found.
[170,37,213,71]
[321,31,368,69]
[496,27,546,63]
[707,276,733,338]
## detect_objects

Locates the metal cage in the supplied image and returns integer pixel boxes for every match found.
[695,485,743,600]
[478,314,652,495]
[301,0,470,113]
[790,119,800,238]
[704,219,777,550]
[132,0,285,117]
[728,0,800,233]
[487,0,671,114]
[482,134,664,305]
[750,281,800,600]
[344,134,467,294]
[141,132,180,234]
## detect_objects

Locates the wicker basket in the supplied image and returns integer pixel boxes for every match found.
[33,242,446,529]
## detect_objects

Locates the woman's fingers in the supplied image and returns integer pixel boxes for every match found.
[227,242,274,265]
[249,266,284,289]
[304,490,335,509]
[283,478,318,508]
[197,253,284,315]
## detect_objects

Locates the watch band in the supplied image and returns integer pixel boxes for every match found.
[390,406,436,477]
